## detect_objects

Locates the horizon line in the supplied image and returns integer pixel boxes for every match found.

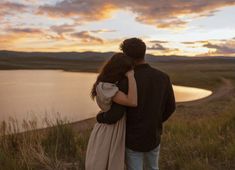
[1,49,235,58]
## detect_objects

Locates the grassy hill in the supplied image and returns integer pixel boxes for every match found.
[0,51,235,169]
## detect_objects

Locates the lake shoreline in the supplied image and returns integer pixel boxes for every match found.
[13,75,234,136]
[177,77,234,106]
[69,76,234,132]
[0,69,213,128]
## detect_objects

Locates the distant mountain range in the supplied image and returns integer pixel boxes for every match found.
[0,50,234,62]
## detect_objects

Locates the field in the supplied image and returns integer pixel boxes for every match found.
[0,53,235,169]
[154,61,235,170]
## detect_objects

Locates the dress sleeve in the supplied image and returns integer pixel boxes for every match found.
[96,82,119,112]
[96,78,128,124]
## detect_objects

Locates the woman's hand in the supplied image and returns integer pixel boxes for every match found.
[113,69,137,107]
[125,70,134,78]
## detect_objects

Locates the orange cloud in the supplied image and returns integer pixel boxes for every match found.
[0,33,27,50]
[0,27,46,50]
[37,0,235,29]
[37,2,117,22]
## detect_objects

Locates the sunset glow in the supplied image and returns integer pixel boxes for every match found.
[1,0,235,56]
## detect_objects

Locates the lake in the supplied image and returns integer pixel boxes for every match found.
[0,70,212,129]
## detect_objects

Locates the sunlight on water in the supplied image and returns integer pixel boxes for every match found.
[173,85,212,102]
[0,70,212,127]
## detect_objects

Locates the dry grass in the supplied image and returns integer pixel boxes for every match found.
[0,118,89,170]
[1,59,235,169]
[160,97,235,170]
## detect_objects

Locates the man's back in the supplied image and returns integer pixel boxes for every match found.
[126,63,176,152]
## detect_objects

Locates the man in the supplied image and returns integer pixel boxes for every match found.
[97,38,176,170]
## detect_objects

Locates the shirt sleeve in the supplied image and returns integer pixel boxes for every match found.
[163,76,176,122]
[96,77,128,124]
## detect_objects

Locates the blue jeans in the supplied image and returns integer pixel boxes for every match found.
[125,145,160,170]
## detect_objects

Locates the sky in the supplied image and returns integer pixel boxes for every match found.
[0,0,235,56]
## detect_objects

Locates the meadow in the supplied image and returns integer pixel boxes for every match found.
[0,57,235,170]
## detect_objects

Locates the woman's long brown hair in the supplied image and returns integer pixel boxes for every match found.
[91,53,133,100]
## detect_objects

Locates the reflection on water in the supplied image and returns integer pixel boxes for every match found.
[0,70,212,126]
[173,86,212,102]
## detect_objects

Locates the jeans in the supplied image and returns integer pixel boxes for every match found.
[125,145,160,170]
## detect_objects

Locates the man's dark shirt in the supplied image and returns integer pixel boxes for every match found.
[96,63,176,152]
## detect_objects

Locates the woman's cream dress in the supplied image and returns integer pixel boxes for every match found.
[85,82,126,170]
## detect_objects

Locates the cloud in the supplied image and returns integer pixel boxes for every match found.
[48,24,76,40]
[182,41,198,45]
[181,40,211,47]
[37,0,235,29]
[90,29,116,33]
[50,24,75,35]
[0,2,27,19]
[0,32,32,50]
[49,27,116,40]
[137,17,188,29]
[203,42,235,55]
[0,1,27,11]
[147,41,179,53]
[147,43,168,51]
[71,31,104,43]
[0,27,44,42]
[8,28,43,34]
[0,27,47,50]
[0,34,17,44]
[37,1,117,21]
[149,40,169,44]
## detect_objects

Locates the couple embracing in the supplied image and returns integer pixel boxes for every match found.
[86,38,176,170]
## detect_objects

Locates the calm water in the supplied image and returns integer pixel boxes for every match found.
[0,70,212,127]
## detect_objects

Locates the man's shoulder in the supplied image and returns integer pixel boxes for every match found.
[148,65,170,80]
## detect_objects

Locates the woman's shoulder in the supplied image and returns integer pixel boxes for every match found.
[98,81,118,87]
[96,82,119,98]
[95,82,119,112]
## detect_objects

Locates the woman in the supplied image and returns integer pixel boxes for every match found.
[85,53,137,170]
